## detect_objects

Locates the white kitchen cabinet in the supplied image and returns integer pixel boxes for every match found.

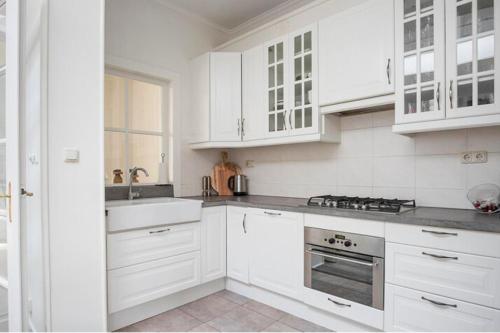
[201,207,226,283]
[190,52,242,143]
[248,209,303,300]
[108,251,201,313]
[226,206,249,284]
[386,242,500,308]
[242,45,265,141]
[385,284,500,332]
[107,222,200,270]
[319,0,395,108]
[445,0,500,119]
[395,0,446,124]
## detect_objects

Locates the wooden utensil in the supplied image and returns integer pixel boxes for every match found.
[211,152,241,196]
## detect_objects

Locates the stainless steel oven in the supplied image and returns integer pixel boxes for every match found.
[304,227,385,310]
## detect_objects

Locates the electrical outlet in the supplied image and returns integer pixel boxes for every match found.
[246,160,255,168]
[461,151,488,164]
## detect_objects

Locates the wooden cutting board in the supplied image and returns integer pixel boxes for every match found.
[211,152,241,196]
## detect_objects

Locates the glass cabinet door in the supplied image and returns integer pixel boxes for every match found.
[446,0,499,117]
[395,0,446,124]
[266,40,287,136]
[289,27,316,134]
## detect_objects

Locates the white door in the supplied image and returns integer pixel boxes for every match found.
[395,0,446,124]
[201,207,226,283]
[210,52,242,142]
[446,0,500,118]
[264,37,289,138]
[226,206,249,284]
[242,45,265,141]
[319,0,395,107]
[288,24,318,136]
[1,1,22,330]
[248,209,302,300]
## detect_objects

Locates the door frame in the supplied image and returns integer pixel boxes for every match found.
[6,0,22,330]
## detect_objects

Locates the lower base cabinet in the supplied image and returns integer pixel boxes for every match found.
[226,206,249,284]
[108,251,201,313]
[384,284,500,332]
[201,206,227,283]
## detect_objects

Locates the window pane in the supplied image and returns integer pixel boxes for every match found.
[404,89,417,114]
[277,43,283,62]
[420,15,434,48]
[404,55,417,85]
[404,0,416,16]
[304,32,312,52]
[304,81,312,105]
[304,54,312,80]
[277,88,284,110]
[128,79,162,132]
[295,83,302,107]
[129,134,161,184]
[404,20,417,52]
[268,46,275,65]
[104,74,126,128]
[294,35,302,56]
[457,79,473,108]
[457,3,472,38]
[421,0,433,12]
[104,132,126,185]
[304,107,312,128]
[421,86,435,112]
[478,0,494,33]
[294,109,303,129]
[294,58,302,82]
[277,112,285,131]
[478,35,494,72]
[457,40,473,75]
[269,114,275,132]
[277,63,284,86]
[478,76,494,105]
[268,66,275,88]
[268,90,275,112]
[421,51,434,82]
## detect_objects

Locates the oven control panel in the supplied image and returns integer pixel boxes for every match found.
[327,235,356,248]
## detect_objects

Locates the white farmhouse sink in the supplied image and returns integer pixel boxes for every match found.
[106,197,203,232]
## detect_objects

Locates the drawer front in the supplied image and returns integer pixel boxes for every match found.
[386,243,500,308]
[303,287,384,330]
[107,222,200,270]
[385,284,500,332]
[385,223,500,258]
[108,251,201,313]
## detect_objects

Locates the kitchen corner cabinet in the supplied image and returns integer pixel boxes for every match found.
[226,206,249,284]
[190,52,242,143]
[318,0,395,109]
[201,207,226,283]
[394,0,500,133]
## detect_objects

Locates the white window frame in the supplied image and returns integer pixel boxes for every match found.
[104,68,170,185]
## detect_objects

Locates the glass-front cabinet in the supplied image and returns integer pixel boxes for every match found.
[264,24,318,138]
[395,0,446,124]
[446,0,499,118]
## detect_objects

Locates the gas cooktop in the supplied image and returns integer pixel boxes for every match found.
[306,195,416,214]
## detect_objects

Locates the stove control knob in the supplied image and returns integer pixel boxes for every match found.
[328,238,335,244]
[344,240,352,247]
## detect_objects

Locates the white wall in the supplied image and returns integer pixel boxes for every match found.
[219,0,500,209]
[105,0,230,196]
[46,0,107,330]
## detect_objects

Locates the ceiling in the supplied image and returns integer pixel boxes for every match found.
[160,0,300,32]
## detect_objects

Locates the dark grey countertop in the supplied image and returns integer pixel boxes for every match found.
[183,195,500,234]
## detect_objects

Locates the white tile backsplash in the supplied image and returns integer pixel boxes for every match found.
[228,110,500,209]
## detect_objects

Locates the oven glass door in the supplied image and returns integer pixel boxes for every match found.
[306,245,382,308]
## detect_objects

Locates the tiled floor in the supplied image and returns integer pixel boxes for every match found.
[118,290,331,332]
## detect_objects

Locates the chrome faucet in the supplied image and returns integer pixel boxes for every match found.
[128,167,149,200]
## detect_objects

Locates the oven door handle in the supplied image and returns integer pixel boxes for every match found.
[305,250,375,267]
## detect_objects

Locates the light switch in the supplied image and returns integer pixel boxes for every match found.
[64,148,79,163]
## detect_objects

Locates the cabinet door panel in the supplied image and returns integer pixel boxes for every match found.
[319,0,395,106]
[248,209,303,300]
[446,0,500,118]
[210,53,242,142]
[201,207,226,283]
[226,207,249,283]
[190,54,210,143]
[395,0,446,124]
[242,46,266,141]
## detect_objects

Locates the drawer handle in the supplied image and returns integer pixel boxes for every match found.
[149,228,170,234]
[421,296,457,308]
[422,229,458,236]
[264,211,282,216]
[422,252,458,260]
[328,298,351,307]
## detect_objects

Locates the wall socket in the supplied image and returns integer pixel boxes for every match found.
[461,151,488,164]
[246,160,255,168]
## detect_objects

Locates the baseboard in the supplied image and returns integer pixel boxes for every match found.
[225,278,379,332]
[108,278,225,331]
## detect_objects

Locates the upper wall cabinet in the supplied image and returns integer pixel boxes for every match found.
[190,52,242,144]
[242,45,265,141]
[318,0,395,111]
[394,0,500,133]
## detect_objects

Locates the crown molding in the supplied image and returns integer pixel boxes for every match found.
[153,0,319,35]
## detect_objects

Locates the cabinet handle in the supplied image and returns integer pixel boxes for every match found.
[422,252,458,260]
[421,296,457,308]
[422,229,458,236]
[149,228,170,234]
[386,58,391,85]
[241,118,245,137]
[288,110,293,129]
[436,82,441,110]
[449,80,453,109]
[237,119,241,136]
[264,211,281,216]
[242,213,247,234]
[328,298,351,307]
[283,111,287,130]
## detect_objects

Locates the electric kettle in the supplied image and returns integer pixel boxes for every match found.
[228,174,248,196]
